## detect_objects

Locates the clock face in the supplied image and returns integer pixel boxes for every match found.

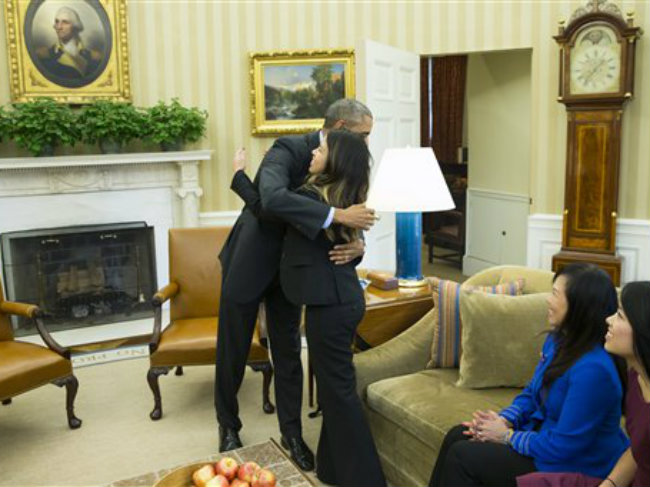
[570,25,621,95]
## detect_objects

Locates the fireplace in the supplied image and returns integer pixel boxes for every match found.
[1,222,157,337]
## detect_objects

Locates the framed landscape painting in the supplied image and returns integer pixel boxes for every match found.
[250,49,355,136]
[4,0,131,102]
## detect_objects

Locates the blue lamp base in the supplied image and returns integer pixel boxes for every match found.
[395,212,428,287]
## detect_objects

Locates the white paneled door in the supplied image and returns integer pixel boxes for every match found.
[355,39,420,272]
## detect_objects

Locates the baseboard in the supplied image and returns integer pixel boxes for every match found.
[527,214,650,283]
[199,211,240,227]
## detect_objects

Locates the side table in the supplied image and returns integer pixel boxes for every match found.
[308,281,433,407]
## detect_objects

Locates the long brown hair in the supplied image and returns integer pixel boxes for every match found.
[303,129,370,242]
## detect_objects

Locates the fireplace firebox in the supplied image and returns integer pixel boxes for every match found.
[1,222,157,337]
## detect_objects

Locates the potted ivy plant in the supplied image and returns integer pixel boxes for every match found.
[0,107,9,144]
[77,100,146,153]
[146,98,208,151]
[7,98,79,156]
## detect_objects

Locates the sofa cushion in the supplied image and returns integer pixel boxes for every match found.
[366,369,520,450]
[457,292,550,388]
[427,277,525,368]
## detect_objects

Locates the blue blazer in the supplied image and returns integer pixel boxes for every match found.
[500,334,628,478]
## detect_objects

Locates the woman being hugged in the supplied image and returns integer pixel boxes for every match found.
[429,263,629,487]
[279,129,385,487]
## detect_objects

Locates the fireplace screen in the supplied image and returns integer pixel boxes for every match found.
[1,222,157,337]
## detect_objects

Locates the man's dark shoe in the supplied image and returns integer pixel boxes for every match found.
[281,436,315,471]
[219,426,243,452]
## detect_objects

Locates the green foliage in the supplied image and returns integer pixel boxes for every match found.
[77,100,146,145]
[8,98,79,156]
[0,107,9,143]
[145,98,208,145]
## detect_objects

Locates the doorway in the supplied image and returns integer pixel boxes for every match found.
[421,49,532,276]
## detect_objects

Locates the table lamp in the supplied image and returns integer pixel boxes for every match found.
[366,147,455,287]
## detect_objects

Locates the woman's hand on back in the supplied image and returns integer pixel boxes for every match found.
[329,239,365,265]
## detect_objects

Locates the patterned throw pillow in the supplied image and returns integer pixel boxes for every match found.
[426,277,525,368]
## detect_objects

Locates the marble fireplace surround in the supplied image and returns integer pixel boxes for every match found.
[0,150,211,346]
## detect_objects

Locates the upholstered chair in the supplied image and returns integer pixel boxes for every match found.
[0,278,82,429]
[147,226,273,420]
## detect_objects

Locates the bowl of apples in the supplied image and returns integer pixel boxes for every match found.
[154,457,276,487]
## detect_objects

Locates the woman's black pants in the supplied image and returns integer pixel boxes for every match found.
[306,298,386,487]
[429,424,536,487]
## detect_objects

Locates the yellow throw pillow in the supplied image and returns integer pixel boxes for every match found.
[456,291,550,388]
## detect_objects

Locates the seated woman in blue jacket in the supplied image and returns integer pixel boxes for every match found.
[230,130,385,487]
[429,263,629,487]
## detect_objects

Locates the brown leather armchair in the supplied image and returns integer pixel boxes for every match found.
[0,278,82,429]
[147,226,274,420]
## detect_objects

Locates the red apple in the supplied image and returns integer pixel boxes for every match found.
[231,480,250,487]
[215,457,239,480]
[252,469,276,487]
[205,474,230,487]
[192,464,216,487]
[237,461,260,482]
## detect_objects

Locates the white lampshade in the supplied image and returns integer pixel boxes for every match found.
[366,147,456,212]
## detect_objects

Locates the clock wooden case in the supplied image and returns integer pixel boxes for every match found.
[552,1,641,285]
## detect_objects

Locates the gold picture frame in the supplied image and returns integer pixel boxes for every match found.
[250,49,355,136]
[4,0,131,103]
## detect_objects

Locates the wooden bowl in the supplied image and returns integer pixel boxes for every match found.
[154,462,212,487]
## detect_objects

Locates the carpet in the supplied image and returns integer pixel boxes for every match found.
[0,348,324,487]
[72,344,149,368]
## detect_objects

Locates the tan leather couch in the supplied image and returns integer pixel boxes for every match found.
[147,227,273,420]
[354,266,554,486]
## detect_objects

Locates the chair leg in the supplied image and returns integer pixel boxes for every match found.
[52,375,82,429]
[147,366,170,420]
[175,366,184,376]
[249,362,275,414]
[2,398,12,405]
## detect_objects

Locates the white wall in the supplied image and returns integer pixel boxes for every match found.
[464,49,532,271]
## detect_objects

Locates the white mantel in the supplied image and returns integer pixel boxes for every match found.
[0,150,210,228]
[0,150,211,346]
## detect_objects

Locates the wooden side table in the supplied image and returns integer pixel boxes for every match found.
[308,282,433,408]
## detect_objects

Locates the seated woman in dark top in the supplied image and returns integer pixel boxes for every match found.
[517,281,650,487]
[429,263,629,487]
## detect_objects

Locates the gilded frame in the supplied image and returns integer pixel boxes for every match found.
[250,49,355,136]
[4,0,131,103]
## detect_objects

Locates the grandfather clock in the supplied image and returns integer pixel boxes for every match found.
[552,0,641,285]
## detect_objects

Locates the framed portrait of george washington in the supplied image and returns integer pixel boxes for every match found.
[4,0,131,102]
[250,49,355,136]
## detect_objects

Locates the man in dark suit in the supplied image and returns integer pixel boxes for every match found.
[215,99,375,470]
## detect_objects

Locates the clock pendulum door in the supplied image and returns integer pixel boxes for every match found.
[551,0,641,285]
